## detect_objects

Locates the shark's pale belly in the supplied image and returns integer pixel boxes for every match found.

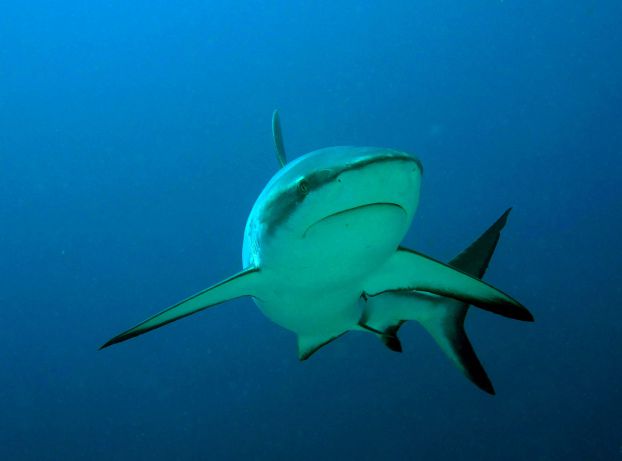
[248,203,409,336]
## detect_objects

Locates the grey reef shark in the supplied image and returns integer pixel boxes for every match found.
[101,111,533,395]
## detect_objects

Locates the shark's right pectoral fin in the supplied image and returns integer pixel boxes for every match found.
[364,248,533,322]
[100,267,261,349]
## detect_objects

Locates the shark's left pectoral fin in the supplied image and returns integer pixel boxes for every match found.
[100,267,261,349]
[364,248,533,322]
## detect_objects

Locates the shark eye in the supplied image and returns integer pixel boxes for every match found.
[297,178,310,196]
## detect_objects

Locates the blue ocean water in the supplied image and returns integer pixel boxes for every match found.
[1,1,621,459]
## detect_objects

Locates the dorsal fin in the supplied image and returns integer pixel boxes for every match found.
[272,109,287,168]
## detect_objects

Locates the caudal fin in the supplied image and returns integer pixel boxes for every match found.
[362,209,519,394]
[429,207,512,393]
[449,208,511,278]
[416,299,495,394]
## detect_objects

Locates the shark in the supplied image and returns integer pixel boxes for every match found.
[101,111,533,394]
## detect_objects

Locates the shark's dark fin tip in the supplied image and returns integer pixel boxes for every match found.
[381,334,403,352]
[297,332,347,361]
[499,207,512,223]
[465,359,496,395]
[298,353,311,362]
[479,379,496,395]
[99,336,121,350]
[438,318,497,395]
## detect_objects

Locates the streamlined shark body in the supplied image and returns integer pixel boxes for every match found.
[101,112,532,394]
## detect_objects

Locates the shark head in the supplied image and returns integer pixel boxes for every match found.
[243,146,423,269]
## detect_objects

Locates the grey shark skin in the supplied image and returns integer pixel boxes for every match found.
[101,112,533,394]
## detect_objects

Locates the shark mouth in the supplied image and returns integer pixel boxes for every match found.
[303,202,406,237]
[320,202,405,221]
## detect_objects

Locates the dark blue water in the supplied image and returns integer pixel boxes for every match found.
[2,1,621,459]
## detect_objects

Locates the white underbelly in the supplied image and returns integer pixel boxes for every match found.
[245,203,409,336]
[252,276,363,337]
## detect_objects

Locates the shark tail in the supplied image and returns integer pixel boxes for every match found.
[414,294,494,394]
[362,208,513,394]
